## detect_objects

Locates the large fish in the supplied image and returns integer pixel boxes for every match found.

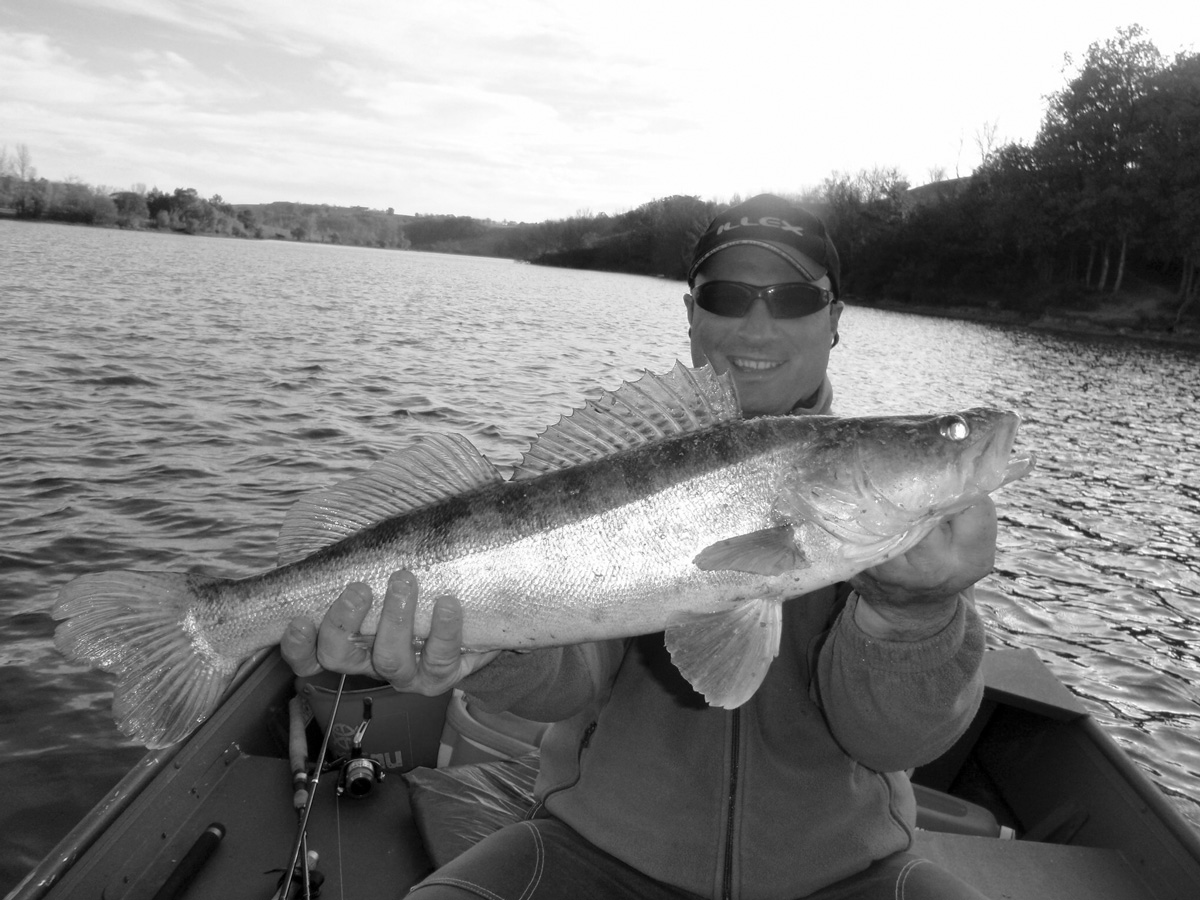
[54,363,1033,748]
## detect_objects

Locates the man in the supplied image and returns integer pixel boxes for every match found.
[284,194,995,899]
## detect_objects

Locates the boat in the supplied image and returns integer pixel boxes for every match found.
[8,646,1200,900]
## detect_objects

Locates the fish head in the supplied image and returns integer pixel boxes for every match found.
[852,408,1032,512]
[774,408,1035,552]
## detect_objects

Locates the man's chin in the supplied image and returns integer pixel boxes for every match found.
[734,386,793,417]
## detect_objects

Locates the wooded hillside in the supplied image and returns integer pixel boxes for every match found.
[3,26,1197,332]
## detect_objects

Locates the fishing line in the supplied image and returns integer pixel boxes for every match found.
[336,791,345,900]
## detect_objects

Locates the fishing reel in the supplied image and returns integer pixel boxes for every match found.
[334,697,385,798]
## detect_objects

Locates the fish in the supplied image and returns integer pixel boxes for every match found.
[53,362,1035,748]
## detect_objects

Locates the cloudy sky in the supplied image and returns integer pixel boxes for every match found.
[2,0,1196,222]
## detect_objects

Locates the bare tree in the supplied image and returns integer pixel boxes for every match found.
[15,143,36,181]
[974,120,1000,167]
[926,164,948,183]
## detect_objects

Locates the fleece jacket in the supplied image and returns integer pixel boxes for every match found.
[460,587,985,900]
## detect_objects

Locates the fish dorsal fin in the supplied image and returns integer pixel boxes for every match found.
[665,599,783,709]
[278,433,503,565]
[513,362,741,480]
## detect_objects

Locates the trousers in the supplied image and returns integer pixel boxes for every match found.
[408,817,991,900]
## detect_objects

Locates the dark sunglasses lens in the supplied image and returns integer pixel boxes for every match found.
[694,282,753,317]
[765,284,831,318]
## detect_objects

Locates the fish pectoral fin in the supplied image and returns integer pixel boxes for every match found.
[693,526,808,576]
[665,599,782,709]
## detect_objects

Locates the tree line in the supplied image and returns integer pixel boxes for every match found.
[510,26,1200,329]
[3,25,1196,328]
[868,25,1200,329]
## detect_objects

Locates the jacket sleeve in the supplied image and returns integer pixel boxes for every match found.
[456,638,628,723]
[812,590,985,772]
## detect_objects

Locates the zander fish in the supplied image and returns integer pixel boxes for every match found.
[54,363,1034,747]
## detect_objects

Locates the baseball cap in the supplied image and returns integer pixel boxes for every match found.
[688,194,841,297]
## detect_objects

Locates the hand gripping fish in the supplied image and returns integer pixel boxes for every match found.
[54,363,1034,747]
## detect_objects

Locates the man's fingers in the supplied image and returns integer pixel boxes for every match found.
[373,575,466,693]
[420,595,467,679]
[315,582,376,675]
[372,570,420,683]
[281,616,323,677]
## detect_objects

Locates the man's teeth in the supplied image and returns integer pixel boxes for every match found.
[730,357,782,371]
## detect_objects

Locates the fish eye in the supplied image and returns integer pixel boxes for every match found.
[939,415,970,441]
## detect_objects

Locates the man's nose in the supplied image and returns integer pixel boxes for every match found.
[738,298,777,336]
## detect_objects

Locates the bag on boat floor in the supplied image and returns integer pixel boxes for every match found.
[403,752,539,867]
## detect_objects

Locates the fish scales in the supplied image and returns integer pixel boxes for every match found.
[53,362,1034,747]
[201,417,796,659]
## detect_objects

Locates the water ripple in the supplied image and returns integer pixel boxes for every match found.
[2,221,1198,890]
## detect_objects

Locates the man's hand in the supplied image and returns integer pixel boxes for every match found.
[851,498,997,641]
[281,569,500,695]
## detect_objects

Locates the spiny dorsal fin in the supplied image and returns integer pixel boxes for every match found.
[513,362,741,480]
[278,433,502,565]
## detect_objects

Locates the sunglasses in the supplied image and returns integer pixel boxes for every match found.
[691,281,834,319]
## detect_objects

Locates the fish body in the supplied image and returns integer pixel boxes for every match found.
[54,363,1033,747]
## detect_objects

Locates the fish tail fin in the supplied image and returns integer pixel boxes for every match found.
[53,571,240,748]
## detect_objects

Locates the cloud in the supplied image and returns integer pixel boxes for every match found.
[4,0,1199,220]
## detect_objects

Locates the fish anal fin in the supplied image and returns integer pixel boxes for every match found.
[665,600,782,709]
[278,433,503,565]
[693,526,808,576]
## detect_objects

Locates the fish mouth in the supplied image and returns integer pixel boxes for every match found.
[999,452,1036,487]
[929,444,1034,525]
[967,411,1036,495]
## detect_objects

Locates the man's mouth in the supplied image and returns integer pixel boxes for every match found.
[728,356,784,373]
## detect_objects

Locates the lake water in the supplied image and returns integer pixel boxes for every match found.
[2,220,1199,891]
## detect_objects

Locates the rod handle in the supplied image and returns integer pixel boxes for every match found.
[150,822,226,900]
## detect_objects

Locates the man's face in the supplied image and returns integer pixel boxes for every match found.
[685,245,843,417]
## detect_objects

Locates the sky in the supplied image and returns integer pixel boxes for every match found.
[1,0,1197,223]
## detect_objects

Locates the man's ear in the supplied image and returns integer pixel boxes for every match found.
[829,300,844,333]
[683,291,695,324]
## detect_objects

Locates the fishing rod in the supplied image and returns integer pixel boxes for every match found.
[272,673,347,900]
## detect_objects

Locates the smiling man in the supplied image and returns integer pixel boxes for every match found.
[684,195,843,417]
[284,195,996,900]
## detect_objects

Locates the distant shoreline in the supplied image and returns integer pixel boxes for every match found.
[5,215,1196,350]
[849,296,1200,350]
